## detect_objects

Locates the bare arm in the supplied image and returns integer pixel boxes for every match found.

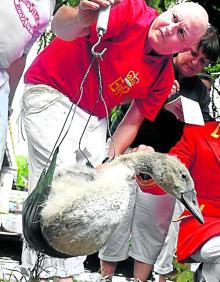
[6,54,27,107]
[108,101,145,157]
[51,0,113,41]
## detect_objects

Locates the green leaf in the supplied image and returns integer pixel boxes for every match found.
[15,155,28,188]
[176,270,193,282]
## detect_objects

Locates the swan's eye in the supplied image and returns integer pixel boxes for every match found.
[182,174,187,179]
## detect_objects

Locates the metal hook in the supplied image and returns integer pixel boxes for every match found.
[91,35,107,58]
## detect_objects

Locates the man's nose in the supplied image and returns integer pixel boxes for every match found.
[191,58,198,66]
[162,22,179,36]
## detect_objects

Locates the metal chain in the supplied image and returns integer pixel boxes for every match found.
[96,60,116,159]
[45,47,116,169]
[44,57,97,170]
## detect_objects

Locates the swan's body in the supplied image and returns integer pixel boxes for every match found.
[41,151,203,256]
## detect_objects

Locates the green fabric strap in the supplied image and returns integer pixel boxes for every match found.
[22,147,71,258]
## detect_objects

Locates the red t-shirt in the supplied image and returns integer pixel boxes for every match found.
[24,0,174,120]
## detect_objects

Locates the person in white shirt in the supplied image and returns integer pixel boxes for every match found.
[0,0,56,170]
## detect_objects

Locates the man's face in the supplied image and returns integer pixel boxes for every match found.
[174,47,210,77]
[148,3,208,55]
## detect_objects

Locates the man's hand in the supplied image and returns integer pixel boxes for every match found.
[169,80,180,96]
[78,0,120,28]
[52,0,121,40]
[130,145,155,153]
[78,0,110,28]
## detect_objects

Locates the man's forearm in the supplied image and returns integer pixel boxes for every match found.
[108,126,138,157]
[51,0,113,41]
[6,54,27,106]
[108,101,145,157]
[51,5,91,40]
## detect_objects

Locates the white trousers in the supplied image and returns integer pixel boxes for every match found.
[21,84,107,278]
[155,204,220,281]
[99,182,176,265]
[154,200,184,275]
[191,236,220,282]
[0,70,9,170]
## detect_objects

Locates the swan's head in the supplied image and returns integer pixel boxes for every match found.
[115,151,204,224]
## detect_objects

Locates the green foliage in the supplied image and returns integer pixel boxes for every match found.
[0,276,77,282]
[54,0,79,13]
[68,0,80,6]
[38,29,56,53]
[147,0,176,13]
[110,105,122,123]
[176,271,193,282]
[15,155,28,188]
[205,58,220,74]
[167,258,193,282]
[147,0,164,12]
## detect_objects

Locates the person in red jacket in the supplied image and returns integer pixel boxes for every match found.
[169,121,220,282]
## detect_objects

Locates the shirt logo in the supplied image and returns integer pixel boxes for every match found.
[108,70,139,96]
[14,0,40,35]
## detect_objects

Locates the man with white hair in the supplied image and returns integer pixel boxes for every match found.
[99,25,219,282]
[20,0,208,281]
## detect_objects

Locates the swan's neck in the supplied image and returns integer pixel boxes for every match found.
[120,151,156,176]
